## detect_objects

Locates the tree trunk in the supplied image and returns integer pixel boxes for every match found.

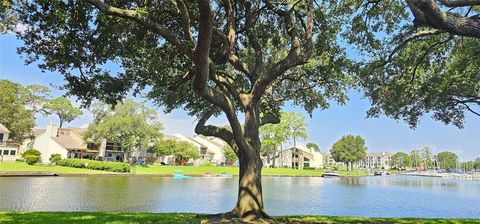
[231,150,267,220]
[230,105,268,220]
[280,144,283,167]
[266,147,270,167]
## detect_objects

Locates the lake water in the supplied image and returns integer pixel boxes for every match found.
[0,175,479,218]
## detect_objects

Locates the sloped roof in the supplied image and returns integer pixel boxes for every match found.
[0,123,10,133]
[52,135,86,150]
[32,128,46,136]
[66,127,85,136]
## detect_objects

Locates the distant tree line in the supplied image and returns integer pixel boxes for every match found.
[0,79,82,141]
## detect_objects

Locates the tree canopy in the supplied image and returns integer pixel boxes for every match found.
[44,97,83,128]
[330,135,367,171]
[306,142,320,153]
[83,100,163,159]
[349,1,480,128]
[0,79,35,142]
[435,151,458,170]
[149,139,200,165]
[392,152,412,169]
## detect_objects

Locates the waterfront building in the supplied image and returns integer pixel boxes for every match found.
[23,123,230,165]
[269,144,324,169]
[323,150,394,170]
[0,123,20,162]
[356,152,394,169]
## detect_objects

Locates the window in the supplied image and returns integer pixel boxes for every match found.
[2,150,8,155]
[87,143,97,150]
[9,150,16,156]
[0,133,4,141]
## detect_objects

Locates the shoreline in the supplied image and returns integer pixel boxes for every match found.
[0,171,343,177]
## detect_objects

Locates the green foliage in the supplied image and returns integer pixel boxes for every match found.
[420,147,433,170]
[358,26,480,128]
[282,111,308,145]
[222,145,237,166]
[149,139,199,165]
[410,149,422,169]
[84,100,163,157]
[330,135,367,170]
[474,158,480,171]
[11,1,352,124]
[22,149,41,158]
[392,152,412,169]
[0,80,35,142]
[49,154,62,164]
[436,151,458,170]
[25,84,51,117]
[44,97,82,128]
[0,0,16,33]
[56,159,130,172]
[306,143,320,152]
[24,155,40,165]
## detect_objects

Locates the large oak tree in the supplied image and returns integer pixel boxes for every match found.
[11,0,351,220]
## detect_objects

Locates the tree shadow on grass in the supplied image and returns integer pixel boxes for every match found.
[0,212,202,224]
[0,212,478,224]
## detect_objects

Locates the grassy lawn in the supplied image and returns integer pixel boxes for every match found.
[0,162,110,174]
[0,212,477,224]
[0,162,366,176]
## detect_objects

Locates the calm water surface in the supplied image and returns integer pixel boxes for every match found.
[0,176,479,218]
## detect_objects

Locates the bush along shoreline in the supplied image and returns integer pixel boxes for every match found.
[56,159,130,173]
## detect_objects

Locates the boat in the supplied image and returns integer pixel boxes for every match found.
[173,173,192,179]
[322,172,340,178]
[202,173,233,178]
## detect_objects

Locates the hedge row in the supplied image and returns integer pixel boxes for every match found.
[56,159,130,173]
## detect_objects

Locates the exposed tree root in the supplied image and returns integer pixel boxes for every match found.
[199,211,275,224]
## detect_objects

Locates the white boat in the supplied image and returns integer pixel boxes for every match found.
[322,172,340,177]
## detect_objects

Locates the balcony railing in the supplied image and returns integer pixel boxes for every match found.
[0,141,20,147]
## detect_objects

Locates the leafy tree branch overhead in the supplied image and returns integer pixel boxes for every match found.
[345,0,479,128]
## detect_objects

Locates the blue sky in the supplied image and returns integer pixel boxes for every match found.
[1,34,479,160]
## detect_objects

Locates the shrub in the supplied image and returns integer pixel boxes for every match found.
[49,154,62,164]
[57,159,130,172]
[199,161,215,167]
[25,155,40,165]
[22,149,41,158]
[303,167,315,170]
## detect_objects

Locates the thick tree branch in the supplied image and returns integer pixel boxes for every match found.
[245,2,263,80]
[194,110,238,152]
[175,0,194,43]
[260,112,280,126]
[438,0,480,7]
[195,1,248,153]
[84,0,194,57]
[251,0,314,105]
[406,0,480,38]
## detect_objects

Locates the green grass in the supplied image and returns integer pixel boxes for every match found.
[0,162,111,174]
[0,212,477,224]
[0,162,367,176]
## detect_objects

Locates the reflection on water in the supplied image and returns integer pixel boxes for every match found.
[0,176,479,218]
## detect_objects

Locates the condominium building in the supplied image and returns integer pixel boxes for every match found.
[0,123,20,162]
